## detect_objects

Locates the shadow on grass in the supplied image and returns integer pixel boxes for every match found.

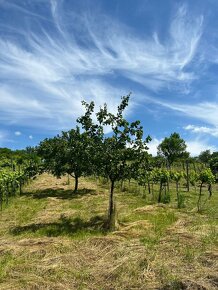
[10,215,107,237]
[22,188,97,200]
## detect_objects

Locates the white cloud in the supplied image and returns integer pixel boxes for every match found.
[147,138,162,156]
[186,139,217,156]
[0,82,123,130]
[169,4,203,70]
[29,135,33,140]
[184,124,218,137]
[14,131,21,136]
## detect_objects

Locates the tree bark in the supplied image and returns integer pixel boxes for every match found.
[108,180,116,231]
[147,181,151,194]
[208,184,212,198]
[197,182,203,212]
[74,176,79,192]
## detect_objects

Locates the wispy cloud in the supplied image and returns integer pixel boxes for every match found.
[147,97,218,129]
[0,1,204,132]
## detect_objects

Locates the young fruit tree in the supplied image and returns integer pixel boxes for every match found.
[37,126,93,192]
[78,94,151,230]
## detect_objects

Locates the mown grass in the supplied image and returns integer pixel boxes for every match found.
[0,173,217,289]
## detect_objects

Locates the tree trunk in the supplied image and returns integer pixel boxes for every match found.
[193,162,197,173]
[197,182,203,212]
[208,184,212,198]
[147,181,151,194]
[108,180,116,231]
[19,179,22,196]
[74,176,79,192]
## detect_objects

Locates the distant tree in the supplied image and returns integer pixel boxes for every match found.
[210,153,218,181]
[198,150,211,165]
[157,132,189,168]
[38,127,93,192]
[78,94,151,230]
[0,148,12,158]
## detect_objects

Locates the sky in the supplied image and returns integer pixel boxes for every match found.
[0,0,218,156]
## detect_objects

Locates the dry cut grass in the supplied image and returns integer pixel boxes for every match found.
[0,173,217,289]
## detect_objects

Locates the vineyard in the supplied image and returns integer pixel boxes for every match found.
[0,96,217,289]
[0,148,40,210]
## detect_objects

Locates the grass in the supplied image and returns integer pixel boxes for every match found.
[0,173,217,289]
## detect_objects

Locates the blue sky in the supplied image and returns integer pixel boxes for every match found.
[0,0,218,155]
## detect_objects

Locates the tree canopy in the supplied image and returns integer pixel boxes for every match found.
[38,126,93,192]
[157,132,189,167]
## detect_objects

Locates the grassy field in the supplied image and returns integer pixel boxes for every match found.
[0,174,217,290]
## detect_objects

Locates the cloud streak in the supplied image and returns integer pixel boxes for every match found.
[0,1,204,133]
[146,96,218,130]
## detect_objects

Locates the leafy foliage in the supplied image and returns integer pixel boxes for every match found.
[197,168,216,212]
[157,132,189,167]
[78,94,151,229]
[38,127,93,191]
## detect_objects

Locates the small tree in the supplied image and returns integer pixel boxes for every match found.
[137,153,154,197]
[189,170,198,193]
[158,169,170,203]
[157,133,189,168]
[170,170,184,208]
[78,94,151,230]
[38,127,93,192]
[197,168,215,212]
